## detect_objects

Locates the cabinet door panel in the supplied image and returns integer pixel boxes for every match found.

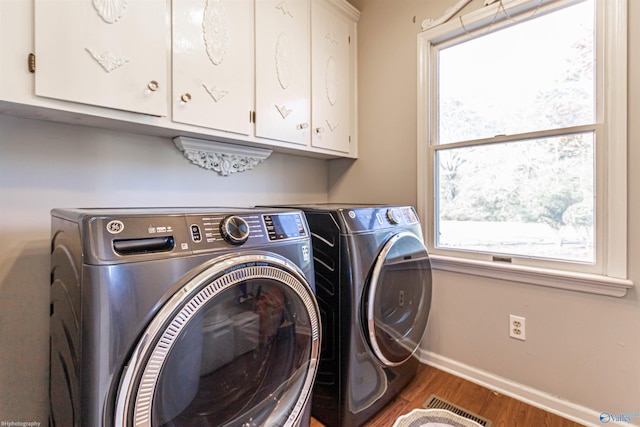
[255,0,310,146]
[311,0,352,153]
[34,0,168,116]
[173,0,253,135]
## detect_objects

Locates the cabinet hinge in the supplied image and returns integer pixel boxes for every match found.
[28,53,36,73]
[250,111,256,123]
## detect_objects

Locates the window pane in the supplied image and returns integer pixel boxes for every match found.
[438,0,595,144]
[436,133,595,263]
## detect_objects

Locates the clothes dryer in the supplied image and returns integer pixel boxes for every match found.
[49,207,320,427]
[296,204,432,427]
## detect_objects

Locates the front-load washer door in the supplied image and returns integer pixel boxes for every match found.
[365,232,432,366]
[114,253,320,427]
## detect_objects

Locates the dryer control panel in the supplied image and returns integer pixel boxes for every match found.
[340,206,420,233]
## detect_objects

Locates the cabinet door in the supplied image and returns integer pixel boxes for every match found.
[311,0,354,153]
[173,0,253,135]
[34,0,167,116]
[255,0,310,146]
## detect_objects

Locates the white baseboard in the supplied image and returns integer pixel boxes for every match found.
[417,350,639,427]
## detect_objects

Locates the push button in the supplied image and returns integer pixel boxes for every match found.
[190,224,202,242]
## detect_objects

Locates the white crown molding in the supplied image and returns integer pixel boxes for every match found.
[173,136,272,176]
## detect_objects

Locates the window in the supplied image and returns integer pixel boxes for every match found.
[417,0,631,296]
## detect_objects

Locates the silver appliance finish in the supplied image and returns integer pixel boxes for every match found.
[49,207,320,427]
[298,204,433,427]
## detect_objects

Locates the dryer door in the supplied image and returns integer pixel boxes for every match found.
[114,253,320,427]
[365,232,432,366]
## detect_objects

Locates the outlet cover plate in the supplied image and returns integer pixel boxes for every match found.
[509,314,526,341]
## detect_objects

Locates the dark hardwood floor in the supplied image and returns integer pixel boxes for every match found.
[310,364,586,427]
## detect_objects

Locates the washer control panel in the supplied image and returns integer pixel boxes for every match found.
[65,208,310,263]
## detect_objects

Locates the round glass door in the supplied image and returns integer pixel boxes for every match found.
[365,232,432,366]
[115,254,320,427]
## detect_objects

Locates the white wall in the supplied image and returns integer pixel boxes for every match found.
[334,0,640,424]
[0,113,328,424]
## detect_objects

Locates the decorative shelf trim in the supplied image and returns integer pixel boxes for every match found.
[173,136,272,176]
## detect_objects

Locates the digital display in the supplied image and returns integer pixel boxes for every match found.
[264,214,306,240]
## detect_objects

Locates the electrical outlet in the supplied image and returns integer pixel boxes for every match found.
[509,315,526,341]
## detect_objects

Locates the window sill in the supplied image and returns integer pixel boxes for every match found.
[430,255,634,297]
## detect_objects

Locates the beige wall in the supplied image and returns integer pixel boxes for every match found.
[0,114,328,423]
[334,0,640,422]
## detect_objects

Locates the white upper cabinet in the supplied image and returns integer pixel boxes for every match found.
[311,0,357,154]
[255,0,311,146]
[172,0,253,135]
[2,0,358,158]
[34,0,168,116]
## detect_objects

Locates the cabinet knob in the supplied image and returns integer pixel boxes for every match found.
[147,80,159,92]
[180,93,192,103]
[297,123,309,130]
[315,127,324,134]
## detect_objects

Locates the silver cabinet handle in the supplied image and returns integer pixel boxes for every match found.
[297,123,309,130]
[147,80,159,92]
[180,93,192,103]
[315,127,324,134]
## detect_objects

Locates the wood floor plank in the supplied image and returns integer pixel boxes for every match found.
[310,364,586,427]
[477,390,513,426]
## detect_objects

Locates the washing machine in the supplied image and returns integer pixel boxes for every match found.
[49,207,321,427]
[295,204,432,427]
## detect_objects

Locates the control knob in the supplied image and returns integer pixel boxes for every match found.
[386,209,401,225]
[220,216,250,245]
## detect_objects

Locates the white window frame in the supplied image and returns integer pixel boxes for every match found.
[417,0,632,297]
